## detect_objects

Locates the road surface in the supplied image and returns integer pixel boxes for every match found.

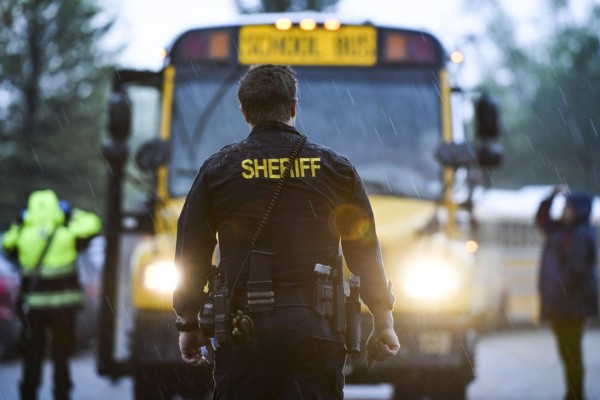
[0,327,599,400]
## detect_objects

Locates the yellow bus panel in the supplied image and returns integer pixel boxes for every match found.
[238,25,377,66]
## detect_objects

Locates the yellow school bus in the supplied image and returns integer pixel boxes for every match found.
[98,14,503,399]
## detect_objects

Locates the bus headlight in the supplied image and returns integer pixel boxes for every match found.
[403,260,461,301]
[143,261,179,294]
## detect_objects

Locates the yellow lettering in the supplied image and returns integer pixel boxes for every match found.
[279,158,292,178]
[300,158,311,177]
[310,158,321,177]
[268,158,280,179]
[241,159,255,179]
[254,159,268,178]
[241,157,320,179]
[294,158,300,178]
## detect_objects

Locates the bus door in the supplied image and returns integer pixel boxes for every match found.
[98,69,162,378]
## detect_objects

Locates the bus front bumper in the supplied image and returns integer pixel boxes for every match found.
[345,313,478,383]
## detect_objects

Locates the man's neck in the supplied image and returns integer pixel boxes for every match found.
[248,118,295,131]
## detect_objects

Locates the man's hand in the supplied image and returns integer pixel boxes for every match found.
[366,327,400,367]
[179,330,212,366]
[366,304,400,367]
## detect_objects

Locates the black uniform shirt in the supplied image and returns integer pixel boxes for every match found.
[174,121,394,317]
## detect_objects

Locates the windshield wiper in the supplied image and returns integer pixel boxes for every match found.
[191,67,241,144]
[172,67,242,170]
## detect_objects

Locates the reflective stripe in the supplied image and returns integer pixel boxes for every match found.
[25,290,83,308]
[22,263,75,278]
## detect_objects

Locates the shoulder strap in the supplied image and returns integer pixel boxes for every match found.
[228,134,307,296]
[24,226,59,294]
[250,134,307,248]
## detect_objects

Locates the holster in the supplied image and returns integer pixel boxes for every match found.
[332,256,346,334]
[313,263,334,317]
[313,257,362,354]
[199,265,230,345]
[345,276,361,355]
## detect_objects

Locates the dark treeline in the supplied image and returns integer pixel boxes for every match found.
[464,0,600,193]
[0,0,114,228]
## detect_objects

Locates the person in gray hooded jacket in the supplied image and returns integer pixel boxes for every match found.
[536,186,598,400]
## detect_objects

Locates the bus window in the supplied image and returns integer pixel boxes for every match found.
[168,66,442,200]
[122,86,161,212]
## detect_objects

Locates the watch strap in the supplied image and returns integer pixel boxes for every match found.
[176,318,200,332]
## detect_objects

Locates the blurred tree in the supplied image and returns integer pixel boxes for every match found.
[236,0,339,13]
[0,0,114,228]
[464,0,600,193]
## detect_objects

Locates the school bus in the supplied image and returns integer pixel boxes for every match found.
[97,14,503,400]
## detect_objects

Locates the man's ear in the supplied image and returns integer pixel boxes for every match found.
[240,105,251,123]
[290,99,297,118]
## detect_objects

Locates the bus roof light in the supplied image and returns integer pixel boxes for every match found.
[384,32,439,64]
[465,240,478,253]
[299,19,317,31]
[450,50,464,64]
[170,30,232,62]
[324,19,341,31]
[275,18,292,30]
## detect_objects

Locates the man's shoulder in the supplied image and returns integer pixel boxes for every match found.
[306,140,354,168]
[215,141,245,156]
[202,140,248,168]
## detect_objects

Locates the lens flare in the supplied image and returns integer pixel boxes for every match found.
[143,261,179,294]
[329,204,371,241]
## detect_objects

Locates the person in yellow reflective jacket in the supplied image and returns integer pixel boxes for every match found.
[2,189,101,400]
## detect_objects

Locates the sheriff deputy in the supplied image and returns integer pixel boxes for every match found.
[174,64,399,399]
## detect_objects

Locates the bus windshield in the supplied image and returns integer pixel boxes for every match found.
[169,66,442,200]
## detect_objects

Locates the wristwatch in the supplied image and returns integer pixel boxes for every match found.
[175,317,200,332]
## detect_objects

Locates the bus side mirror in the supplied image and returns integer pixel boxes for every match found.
[475,94,500,140]
[474,93,503,168]
[135,139,170,172]
[435,142,476,169]
[476,142,503,168]
[108,91,131,143]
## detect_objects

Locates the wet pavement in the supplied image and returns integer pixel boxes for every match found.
[0,327,598,400]
[467,327,600,400]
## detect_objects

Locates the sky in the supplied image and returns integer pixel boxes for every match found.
[98,0,531,69]
[99,0,592,78]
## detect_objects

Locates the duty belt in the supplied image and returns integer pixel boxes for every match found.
[237,287,313,309]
